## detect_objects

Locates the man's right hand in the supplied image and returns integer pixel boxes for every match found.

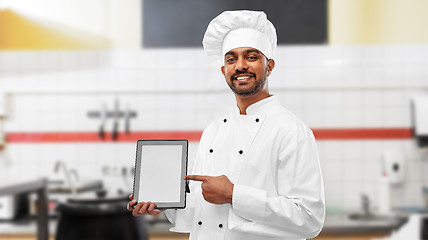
[127,194,165,217]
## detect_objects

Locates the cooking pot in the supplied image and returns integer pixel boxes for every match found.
[55,195,147,240]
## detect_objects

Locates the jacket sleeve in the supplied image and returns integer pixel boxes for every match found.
[231,126,325,239]
[164,209,177,224]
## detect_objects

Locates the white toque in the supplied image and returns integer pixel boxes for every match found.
[202,10,277,64]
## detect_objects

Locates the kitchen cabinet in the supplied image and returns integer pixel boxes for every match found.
[0,234,183,240]
[314,233,388,240]
[0,212,401,240]
[147,233,388,240]
[0,233,388,240]
[0,229,392,240]
[149,234,189,240]
[141,233,389,240]
[0,234,54,240]
[0,179,49,240]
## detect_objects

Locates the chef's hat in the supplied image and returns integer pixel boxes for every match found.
[202,10,277,63]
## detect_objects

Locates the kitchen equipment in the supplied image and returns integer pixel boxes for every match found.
[54,160,77,196]
[376,150,406,215]
[55,197,147,240]
[412,96,428,151]
[98,103,107,139]
[0,193,29,220]
[422,215,428,240]
[382,214,428,240]
[0,178,48,240]
[382,151,406,185]
[0,195,16,219]
[111,99,119,141]
[423,186,428,209]
[125,104,131,133]
[378,173,391,215]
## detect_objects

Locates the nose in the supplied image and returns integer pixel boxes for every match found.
[235,57,248,71]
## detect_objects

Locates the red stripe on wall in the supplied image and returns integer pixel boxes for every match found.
[312,128,413,140]
[5,128,412,143]
[6,131,203,143]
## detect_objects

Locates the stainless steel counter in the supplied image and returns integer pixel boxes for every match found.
[320,213,408,235]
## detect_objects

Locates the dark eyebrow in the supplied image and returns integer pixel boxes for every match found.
[246,49,261,54]
[225,49,261,56]
[225,50,235,56]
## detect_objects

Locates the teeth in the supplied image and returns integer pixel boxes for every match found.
[236,76,251,80]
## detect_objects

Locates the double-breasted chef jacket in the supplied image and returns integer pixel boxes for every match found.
[165,96,325,240]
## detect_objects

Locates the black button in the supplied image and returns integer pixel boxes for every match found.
[255,118,259,122]
[209,149,213,153]
[198,221,202,225]
[223,119,227,123]
[239,150,243,154]
[219,224,223,228]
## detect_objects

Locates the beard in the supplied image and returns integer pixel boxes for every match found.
[227,67,269,96]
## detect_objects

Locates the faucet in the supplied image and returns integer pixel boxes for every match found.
[361,194,371,216]
[69,169,79,182]
[54,160,77,196]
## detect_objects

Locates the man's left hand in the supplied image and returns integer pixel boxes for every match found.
[184,175,234,204]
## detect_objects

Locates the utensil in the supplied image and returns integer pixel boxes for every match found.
[112,99,119,141]
[125,104,130,134]
[98,103,106,140]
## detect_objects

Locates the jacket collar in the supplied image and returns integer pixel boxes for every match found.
[234,95,278,116]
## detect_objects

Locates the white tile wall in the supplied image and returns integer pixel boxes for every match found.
[1,44,428,211]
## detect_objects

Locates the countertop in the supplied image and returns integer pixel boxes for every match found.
[320,213,408,235]
[0,180,413,237]
[0,212,409,236]
[0,178,46,196]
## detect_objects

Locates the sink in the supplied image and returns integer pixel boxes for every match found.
[348,212,408,227]
[349,213,399,221]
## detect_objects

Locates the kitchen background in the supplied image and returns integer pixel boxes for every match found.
[1,0,428,239]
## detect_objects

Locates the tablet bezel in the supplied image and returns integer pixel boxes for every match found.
[132,139,188,209]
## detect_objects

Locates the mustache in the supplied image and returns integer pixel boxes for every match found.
[231,70,256,80]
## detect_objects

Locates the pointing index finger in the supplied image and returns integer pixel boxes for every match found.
[184,175,209,182]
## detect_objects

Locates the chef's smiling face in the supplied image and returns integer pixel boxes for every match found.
[221,47,275,97]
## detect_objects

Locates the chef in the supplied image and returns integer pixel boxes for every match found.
[128,10,325,240]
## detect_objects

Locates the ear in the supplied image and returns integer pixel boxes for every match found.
[221,66,225,76]
[267,59,275,77]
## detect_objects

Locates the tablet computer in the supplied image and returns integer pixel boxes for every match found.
[132,140,188,209]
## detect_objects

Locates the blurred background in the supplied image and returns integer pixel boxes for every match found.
[0,0,428,239]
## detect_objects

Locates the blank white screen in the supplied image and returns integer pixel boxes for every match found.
[138,145,182,202]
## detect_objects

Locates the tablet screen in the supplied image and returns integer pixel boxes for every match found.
[139,145,182,202]
[133,140,188,209]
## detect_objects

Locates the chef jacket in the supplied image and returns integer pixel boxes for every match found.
[165,95,325,240]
